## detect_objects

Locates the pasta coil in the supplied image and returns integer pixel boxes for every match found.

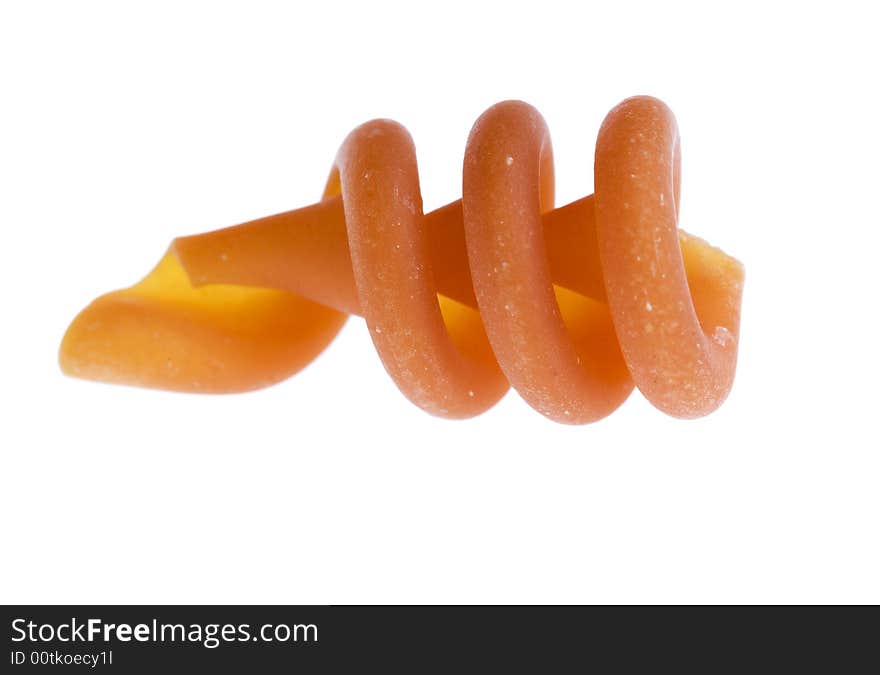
[61,96,744,423]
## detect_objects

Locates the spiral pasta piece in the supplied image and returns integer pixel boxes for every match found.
[60,96,743,423]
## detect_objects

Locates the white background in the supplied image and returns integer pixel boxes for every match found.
[1,1,878,604]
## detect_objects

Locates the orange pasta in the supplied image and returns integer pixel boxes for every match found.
[60,96,744,423]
